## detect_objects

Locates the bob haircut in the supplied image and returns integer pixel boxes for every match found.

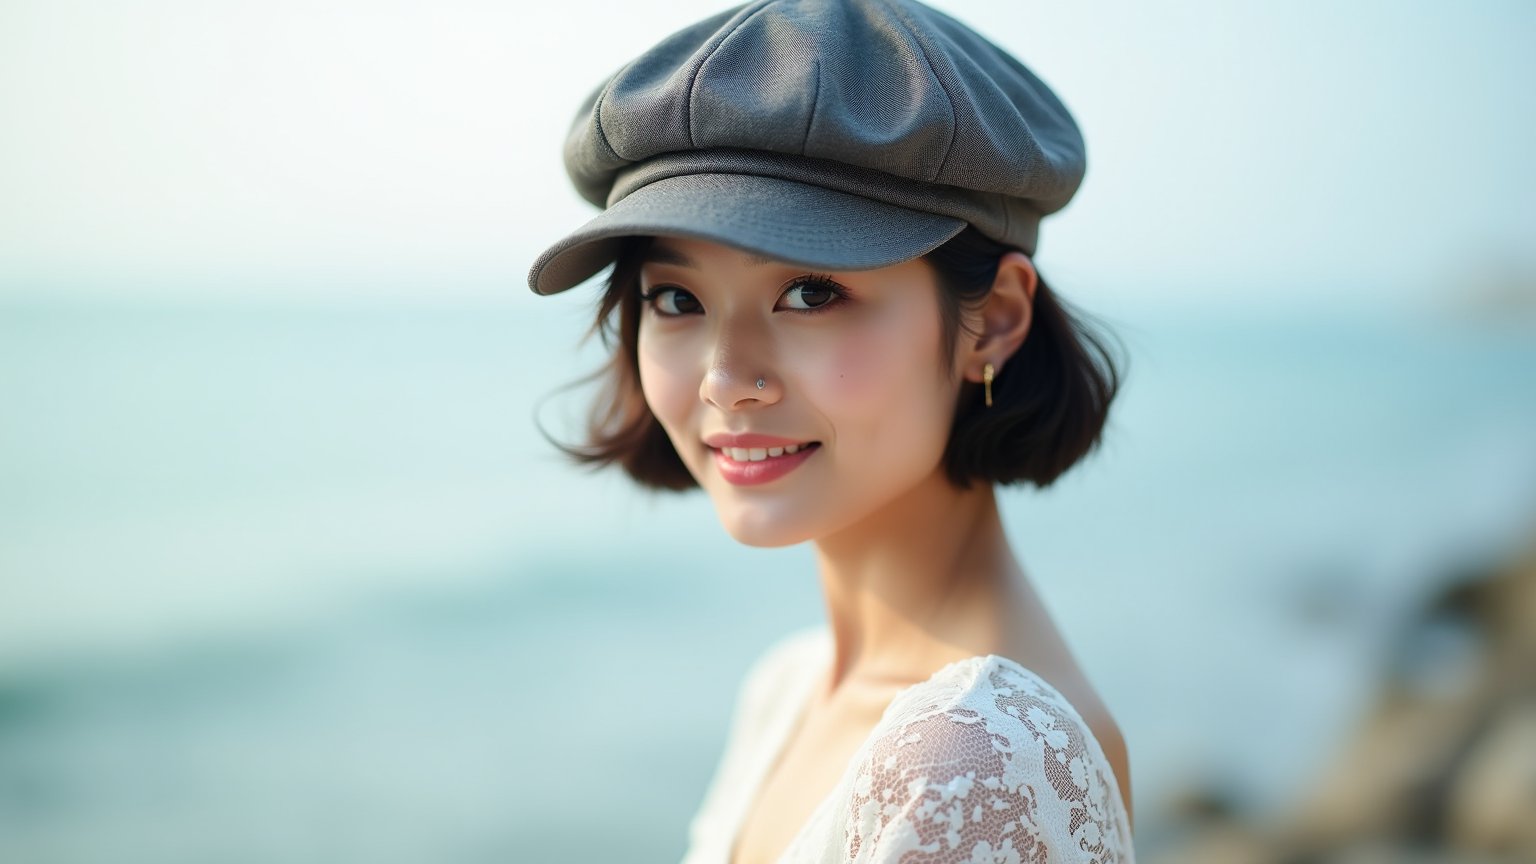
[542,226,1126,492]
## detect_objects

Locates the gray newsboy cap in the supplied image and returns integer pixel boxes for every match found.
[528,0,1086,296]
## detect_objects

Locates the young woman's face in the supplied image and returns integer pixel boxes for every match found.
[635,235,967,547]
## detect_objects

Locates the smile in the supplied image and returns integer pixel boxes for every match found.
[710,442,821,485]
[717,443,813,462]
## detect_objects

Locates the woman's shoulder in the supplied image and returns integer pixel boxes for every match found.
[729,624,830,714]
[840,654,1135,862]
[740,623,829,684]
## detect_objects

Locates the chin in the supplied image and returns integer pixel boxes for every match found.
[711,502,815,549]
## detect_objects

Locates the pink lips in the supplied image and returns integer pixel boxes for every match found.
[703,432,821,486]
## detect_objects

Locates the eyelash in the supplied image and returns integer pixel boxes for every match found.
[780,273,854,315]
[638,274,850,318]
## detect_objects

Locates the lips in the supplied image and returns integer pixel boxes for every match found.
[700,432,823,485]
[702,432,819,450]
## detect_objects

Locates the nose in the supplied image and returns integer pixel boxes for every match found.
[700,324,779,411]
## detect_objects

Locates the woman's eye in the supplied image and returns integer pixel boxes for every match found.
[641,286,702,316]
[779,278,843,311]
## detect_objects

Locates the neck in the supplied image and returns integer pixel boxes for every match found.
[810,468,1022,697]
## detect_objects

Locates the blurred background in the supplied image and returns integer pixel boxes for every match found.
[2,1,1534,862]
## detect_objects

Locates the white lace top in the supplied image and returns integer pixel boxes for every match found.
[680,626,1135,864]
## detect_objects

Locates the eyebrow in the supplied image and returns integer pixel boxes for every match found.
[639,244,777,268]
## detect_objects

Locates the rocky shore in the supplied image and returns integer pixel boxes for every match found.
[1144,532,1536,863]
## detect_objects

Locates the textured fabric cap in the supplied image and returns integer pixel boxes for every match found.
[528,0,1086,296]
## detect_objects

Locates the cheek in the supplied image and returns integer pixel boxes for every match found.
[815,309,941,409]
[636,330,696,433]
[804,305,952,464]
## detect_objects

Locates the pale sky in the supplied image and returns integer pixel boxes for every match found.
[1,0,1532,314]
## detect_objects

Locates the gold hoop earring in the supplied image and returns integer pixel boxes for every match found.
[983,362,994,407]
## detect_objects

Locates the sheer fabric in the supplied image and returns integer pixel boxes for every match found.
[681,626,1134,863]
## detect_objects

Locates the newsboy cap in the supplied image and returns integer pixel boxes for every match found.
[527,0,1086,296]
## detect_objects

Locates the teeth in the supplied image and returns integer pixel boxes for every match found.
[720,444,812,462]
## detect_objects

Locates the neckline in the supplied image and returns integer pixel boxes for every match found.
[729,641,1028,864]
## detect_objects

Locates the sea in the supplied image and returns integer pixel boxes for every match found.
[1,294,1533,862]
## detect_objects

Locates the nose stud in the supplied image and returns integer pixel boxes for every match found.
[756,378,766,390]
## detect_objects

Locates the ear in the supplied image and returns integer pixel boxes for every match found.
[961,251,1037,383]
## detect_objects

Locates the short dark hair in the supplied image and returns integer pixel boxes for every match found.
[537,226,1126,491]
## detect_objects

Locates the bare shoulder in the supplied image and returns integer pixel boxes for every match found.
[739,625,827,696]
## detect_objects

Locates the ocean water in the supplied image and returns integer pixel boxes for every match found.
[1,297,1533,862]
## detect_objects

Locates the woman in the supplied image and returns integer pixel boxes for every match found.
[529,0,1135,861]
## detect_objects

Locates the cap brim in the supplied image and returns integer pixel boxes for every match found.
[527,173,967,295]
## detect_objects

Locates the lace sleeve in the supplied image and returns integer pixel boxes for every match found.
[841,663,1131,863]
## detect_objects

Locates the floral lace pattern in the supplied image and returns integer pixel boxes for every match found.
[840,658,1131,863]
[678,630,1134,864]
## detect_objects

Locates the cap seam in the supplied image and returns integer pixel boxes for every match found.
[590,82,623,166]
[613,147,975,208]
[800,59,821,155]
[686,0,780,150]
[886,0,958,182]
